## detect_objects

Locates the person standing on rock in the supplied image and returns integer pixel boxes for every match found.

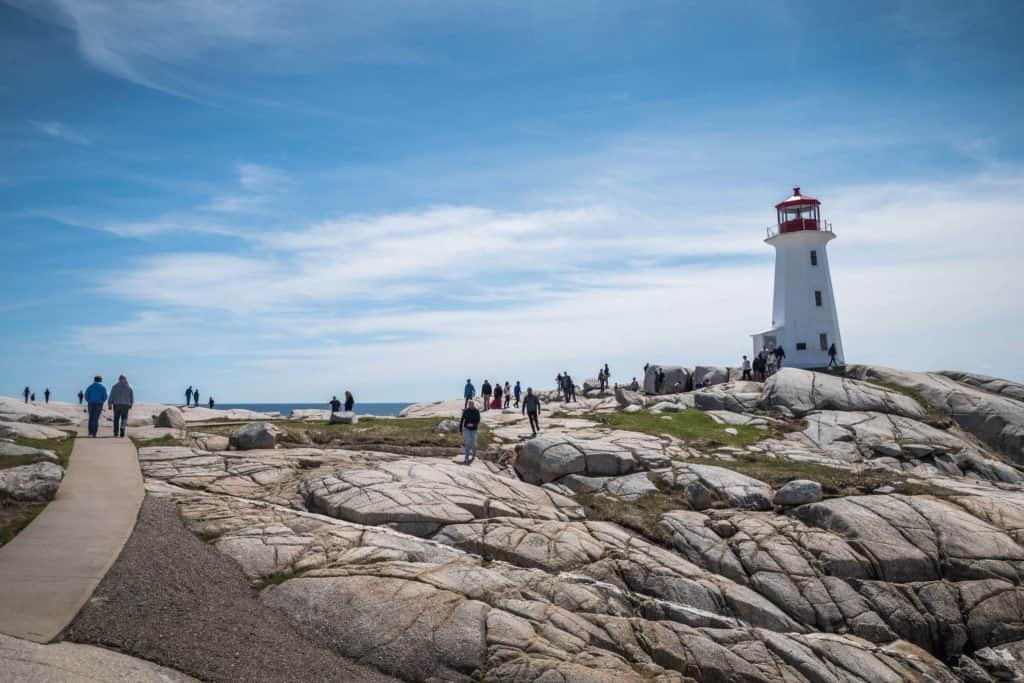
[555,373,563,400]
[208,396,215,409]
[84,376,107,438]
[193,388,200,407]
[344,391,354,412]
[30,392,35,402]
[741,355,752,381]
[459,400,481,465]
[44,388,50,403]
[774,345,786,369]
[522,387,541,436]
[77,389,84,405]
[481,380,492,411]
[564,373,576,402]
[185,385,193,407]
[630,377,639,391]
[603,364,611,390]
[108,374,134,438]
[23,386,29,403]
[492,382,502,410]
[329,395,342,414]
[503,382,512,409]
[828,343,839,368]
[513,381,522,408]
[463,379,476,408]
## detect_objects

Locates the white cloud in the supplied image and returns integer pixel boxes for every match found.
[30,120,91,145]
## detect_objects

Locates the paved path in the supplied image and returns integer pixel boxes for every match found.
[0,633,197,682]
[0,425,144,643]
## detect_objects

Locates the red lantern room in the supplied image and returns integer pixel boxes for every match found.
[775,186,822,234]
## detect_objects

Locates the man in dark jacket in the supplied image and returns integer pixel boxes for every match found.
[828,343,839,368]
[108,374,134,438]
[522,387,541,436]
[459,402,481,464]
[481,380,492,411]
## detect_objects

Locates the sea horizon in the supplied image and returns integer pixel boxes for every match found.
[213,402,413,417]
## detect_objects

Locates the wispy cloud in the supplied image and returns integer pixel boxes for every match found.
[30,120,90,145]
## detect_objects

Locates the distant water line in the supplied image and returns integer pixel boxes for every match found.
[212,402,412,417]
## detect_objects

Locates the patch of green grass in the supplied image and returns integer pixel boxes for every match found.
[255,569,304,589]
[0,435,75,470]
[0,503,45,547]
[131,434,182,448]
[584,409,777,450]
[576,487,690,547]
[208,416,492,451]
[864,380,951,428]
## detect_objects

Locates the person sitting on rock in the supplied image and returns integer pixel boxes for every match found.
[459,401,481,465]
[329,395,342,413]
[344,391,354,412]
[463,379,476,408]
[522,387,541,436]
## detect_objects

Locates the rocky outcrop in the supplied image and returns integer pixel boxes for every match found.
[0,421,71,440]
[773,479,821,506]
[764,368,926,419]
[328,412,358,425]
[693,365,729,387]
[0,441,58,461]
[0,461,64,501]
[651,462,775,510]
[849,365,1024,464]
[229,422,282,450]
[643,365,690,394]
[514,434,637,483]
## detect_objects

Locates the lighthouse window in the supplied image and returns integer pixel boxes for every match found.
[810,250,818,266]
[819,333,829,351]
[795,342,807,350]
[814,290,823,306]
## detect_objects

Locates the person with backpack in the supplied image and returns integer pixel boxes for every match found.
[463,379,476,408]
[481,380,492,411]
[522,387,542,436]
[84,375,107,437]
[458,400,481,465]
[108,374,134,438]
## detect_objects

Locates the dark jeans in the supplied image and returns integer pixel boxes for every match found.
[742,369,751,380]
[113,405,130,435]
[87,402,103,436]
[527,411,540,433]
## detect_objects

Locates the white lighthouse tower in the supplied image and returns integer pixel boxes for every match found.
[752,187,844,368]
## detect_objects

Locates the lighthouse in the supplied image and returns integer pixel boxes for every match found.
[752,187,844,368]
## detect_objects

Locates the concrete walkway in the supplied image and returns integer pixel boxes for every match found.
[0,425,144,643]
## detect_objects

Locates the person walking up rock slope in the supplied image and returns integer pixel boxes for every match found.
[522,387,541,436]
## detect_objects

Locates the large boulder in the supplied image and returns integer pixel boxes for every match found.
[651,463,774,510]
[0,461,64,501]
[764,367,926,419]
[0,421,71,440]
[154,407,186,429]
[773,479,822,507]
[514,434,636,484]
[0,441,58,461]
[229,422,282,450]
[329,411,359,425]
[643,365,691,394]
[614,386,645,407]
[693,366,729,387]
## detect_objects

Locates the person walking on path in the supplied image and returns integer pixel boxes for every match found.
[344,391,354,412]
[741,355,752,381]
[44,388,50,404]
[208,397,215,409]
[459,400,481,465]
[513,381,521,408]
[463,379,476,408]
[193,388,200,408]
[329,395,342,413]
[522,387,541,436]
[23,386,29,403]
[108,374,134,438]
[77,389,84,405]
[84,376,107,437]
[481,380,492,411]
[828,343,839,368]
[185,386,193,407]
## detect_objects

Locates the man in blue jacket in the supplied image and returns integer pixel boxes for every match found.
[463,379,476,408]
[84,375,108,437]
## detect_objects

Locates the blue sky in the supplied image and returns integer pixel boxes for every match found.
[2,1,1022,402]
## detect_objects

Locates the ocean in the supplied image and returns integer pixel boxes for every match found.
[214,402,412,417]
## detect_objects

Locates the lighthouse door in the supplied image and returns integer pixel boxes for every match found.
[763,335,777,351]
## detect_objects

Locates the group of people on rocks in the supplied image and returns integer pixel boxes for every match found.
[81,374,135,438]
[463,379,522,411]
[21,386,51,404]
[184,385,215,409]
[328,392,355,413]
[555,372,577,402]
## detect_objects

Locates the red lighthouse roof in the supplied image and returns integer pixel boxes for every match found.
[775,186,820,209]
